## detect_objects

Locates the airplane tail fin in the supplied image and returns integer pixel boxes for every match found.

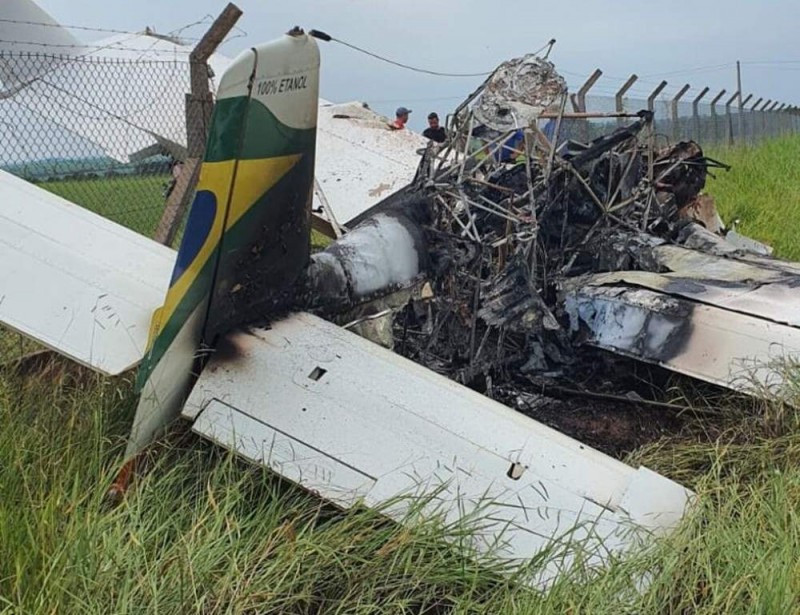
[128,30,319,458]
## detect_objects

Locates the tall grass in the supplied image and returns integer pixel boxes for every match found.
[3,138,800,613]
[706,135,800,260]
[2,361,800,613]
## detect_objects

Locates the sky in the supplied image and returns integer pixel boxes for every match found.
[34,0,800,131]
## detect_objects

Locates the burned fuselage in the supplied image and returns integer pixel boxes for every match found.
[291,58,800,424]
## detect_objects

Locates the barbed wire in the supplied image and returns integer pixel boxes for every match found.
[0,50,191,65]
[0,16,154,37]
[0,38,194,54]
[0,15,247,49]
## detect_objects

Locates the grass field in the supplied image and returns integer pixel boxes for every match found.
[2,138,800,613]
[42,174,168,237]
[706,135,800,260]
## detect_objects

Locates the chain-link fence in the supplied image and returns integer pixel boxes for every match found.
[1,51,211,234]
[531,93,800,147]
[578,93,800,147]
[1,51,212,362]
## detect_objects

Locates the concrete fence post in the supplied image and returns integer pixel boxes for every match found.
[709,89,726,144]
[747,96,761,144]
[671,84,690,142]
[575,69,602,141]
[776,103,787,135]
[739,94,753,144]
[767,101,780,137]
[691,86,710,141]
[647,80,668,132]
[725,90,740,145]
[615,74,638,127]
[758,99,771,141]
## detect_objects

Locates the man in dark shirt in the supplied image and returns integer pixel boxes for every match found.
[423,112,447,143]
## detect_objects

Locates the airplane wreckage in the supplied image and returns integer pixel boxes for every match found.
[3,29,800,587]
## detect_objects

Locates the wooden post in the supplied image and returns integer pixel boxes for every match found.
[154,3,243,246]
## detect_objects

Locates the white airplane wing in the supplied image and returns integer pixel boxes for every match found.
[183,311,692,587]
[313,101,428,227]
[0,169,175,373]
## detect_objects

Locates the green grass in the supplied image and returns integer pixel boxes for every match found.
[706,136,800,260]
[2,138,800,613]
[41,175,168,238]
[2,364,800,613]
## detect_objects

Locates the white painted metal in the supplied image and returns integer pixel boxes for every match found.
[310,214,421,299]
[565,286,800,394]
[184,312,691,586]
[0,168,175,373]
[581,270,800,329]
[314,100,427,225]
[575,238,800,329]
[126,303,204,456]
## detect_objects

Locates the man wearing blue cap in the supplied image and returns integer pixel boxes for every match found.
[389,106,411,130]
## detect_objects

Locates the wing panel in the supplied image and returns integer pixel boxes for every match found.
[0,169,174,374]
[184,312,691,586]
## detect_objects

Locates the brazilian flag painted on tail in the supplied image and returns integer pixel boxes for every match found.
[124,31,320,458]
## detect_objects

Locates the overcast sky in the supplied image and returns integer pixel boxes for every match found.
[37,0,800,131]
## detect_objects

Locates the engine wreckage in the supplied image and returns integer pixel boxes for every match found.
[295,55,799,437]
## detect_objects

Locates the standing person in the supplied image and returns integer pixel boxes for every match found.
[423,112,447,143]
[389,106,411,130]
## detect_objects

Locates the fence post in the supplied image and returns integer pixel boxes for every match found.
[691,86,709,141]
[739,94,753,144]
[615,74,637,126]
[746,96,761,144]
[647,80,668,132]
[154,2,243,246]
[574,69,602,141]
[671,84,690,142]
[569,93,580,112]
[725,90,739,145]
[759,99,772,140]
[709,89,726,143]
[776,103,787,135]
[766,100,779,137]
[576,69,602,112]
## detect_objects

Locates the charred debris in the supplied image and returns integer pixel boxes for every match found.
[297,56,760,451]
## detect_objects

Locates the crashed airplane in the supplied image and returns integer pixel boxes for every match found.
[3,28,798,587]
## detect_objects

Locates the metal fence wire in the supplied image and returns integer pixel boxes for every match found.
[0,51,212,362]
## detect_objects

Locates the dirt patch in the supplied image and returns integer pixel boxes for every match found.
[515,395,682,457]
